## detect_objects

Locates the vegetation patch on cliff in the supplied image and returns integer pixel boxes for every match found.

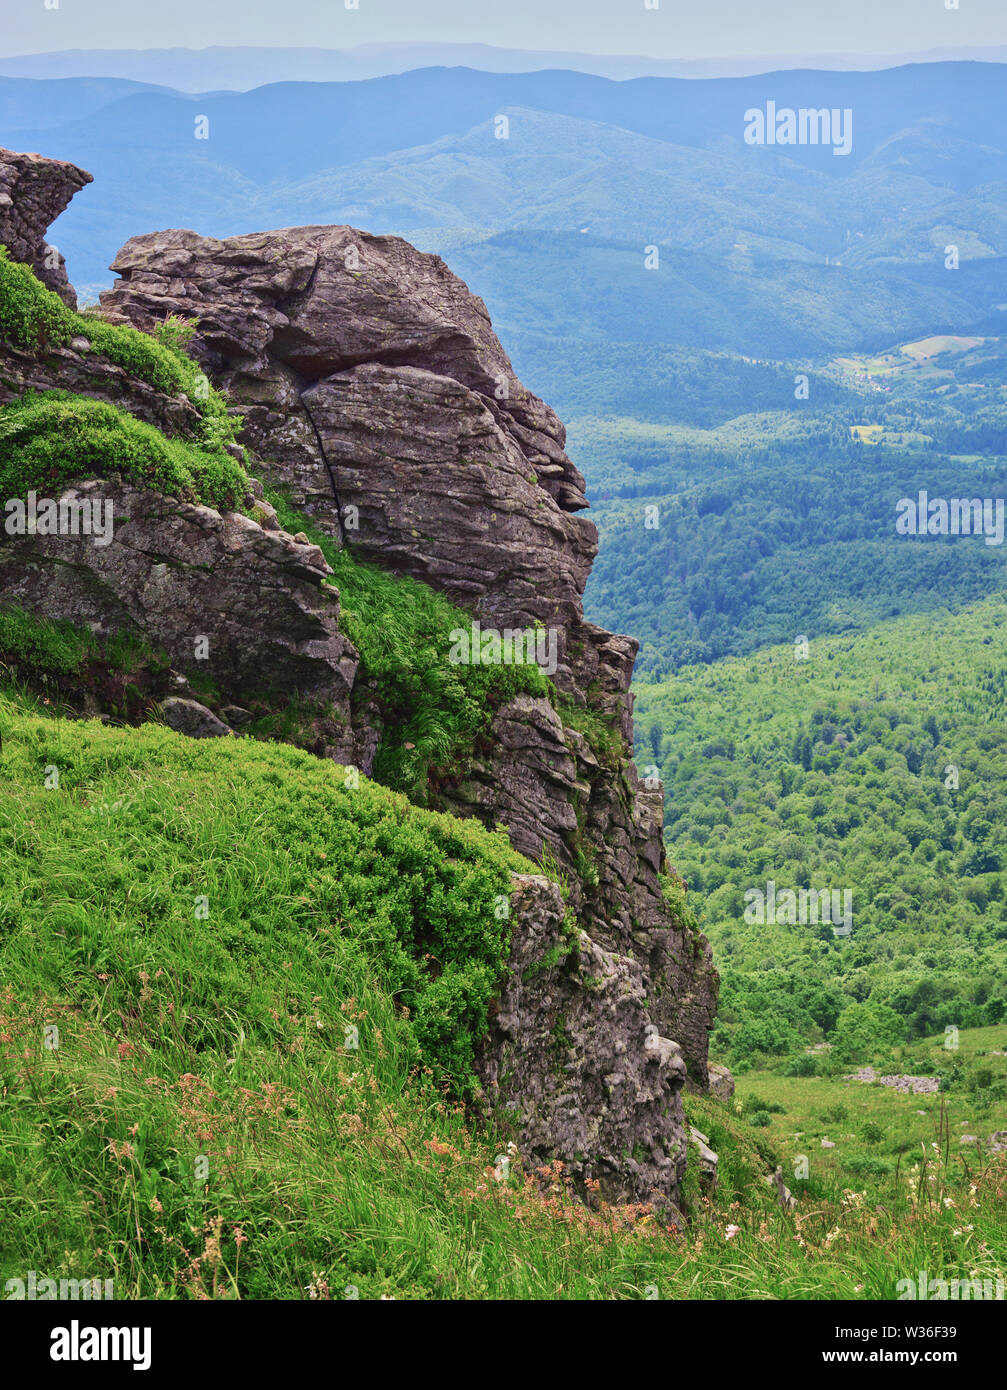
[0,391,249,511]
[0,251,239,452]
[265,488,551,801]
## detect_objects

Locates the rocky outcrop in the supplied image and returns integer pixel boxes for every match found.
[0,153,720,1213]
[484,875,690,1212]
[100,224,720,1095]
[0,148,92,307]
[0,478,359,722]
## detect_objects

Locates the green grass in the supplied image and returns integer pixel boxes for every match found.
[0,392,249,512]
[264,488,554,801]
[2,688,1005,1299]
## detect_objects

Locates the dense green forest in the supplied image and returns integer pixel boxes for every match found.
[633,597,1007,1079]
[581,336,1007,674]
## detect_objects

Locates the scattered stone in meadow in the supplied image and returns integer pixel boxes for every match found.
[707,1062,735,1101]
[844,1067,939,1094]
[821,1138,836,1148]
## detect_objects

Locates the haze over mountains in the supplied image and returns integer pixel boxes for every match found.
[1,43,1005,90]
[2,62,1004,370]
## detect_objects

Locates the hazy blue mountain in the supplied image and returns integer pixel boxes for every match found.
[0,75,180,130]
[7,62,1006,182]
[1,61,1003,461]
[2,63,1002,326]
[2,44,1004,92]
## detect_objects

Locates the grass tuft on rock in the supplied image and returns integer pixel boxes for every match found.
[0,247,239,453]
[0,391,249,511]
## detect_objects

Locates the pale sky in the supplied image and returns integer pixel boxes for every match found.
[3,0,1005,60]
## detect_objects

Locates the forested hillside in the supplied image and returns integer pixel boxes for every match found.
[586,335,1007,672]
[634,598,1007,1075]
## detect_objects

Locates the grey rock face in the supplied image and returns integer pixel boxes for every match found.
[480,874,689,1213]
[0,147,92,307]
[99,225,588,509]
[0,479,360,720]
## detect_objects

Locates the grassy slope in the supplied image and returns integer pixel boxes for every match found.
[2,690,1004,1299]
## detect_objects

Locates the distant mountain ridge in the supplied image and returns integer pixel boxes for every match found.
[1,43,1005,90]
[2,61,1003,459]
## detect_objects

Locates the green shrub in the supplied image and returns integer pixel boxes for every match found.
[0,247,240,454]
[0,391,248,511]
[783,1053,820,1077]
[741,1093,786,1115]
[830,1001,907,1063]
